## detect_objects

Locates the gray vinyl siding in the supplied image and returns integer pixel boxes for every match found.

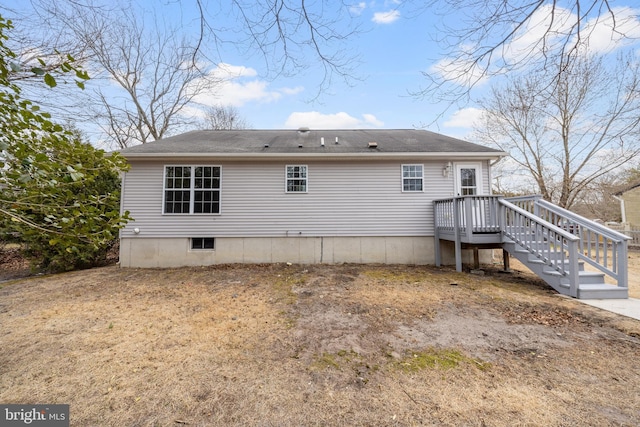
[120,159,489,238]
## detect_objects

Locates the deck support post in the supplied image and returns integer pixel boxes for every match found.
[472,247,480,270]
[502,249,510,272]
[454,198,462,272]
[434,200,442,267]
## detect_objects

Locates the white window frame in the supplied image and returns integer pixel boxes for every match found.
[163,165,222,215]
[401,164,424,192]
[285,165,308,193]
[455,162,483,196]
[190,237,215,251]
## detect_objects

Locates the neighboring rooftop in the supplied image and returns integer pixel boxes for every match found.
[615,181,640,196]
[118,129,506,158]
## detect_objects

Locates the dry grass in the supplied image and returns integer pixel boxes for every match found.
[0,259,639,426]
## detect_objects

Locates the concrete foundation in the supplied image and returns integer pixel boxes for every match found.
[119,236,490,268]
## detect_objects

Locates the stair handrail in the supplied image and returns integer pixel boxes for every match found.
[499,199,580,246]
[534,199,629,289]
[499,198,581,296]
[535,199,631,242]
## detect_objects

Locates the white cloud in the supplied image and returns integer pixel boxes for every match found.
[361,113,384,127]
[211,62,258,79]
[443,108,485,129]
[432,6,640,88]
[284,111,384,129]
[502,5,640,63]
[372,10,400,24]
[502,4,574,64]
[189,62,303,108]
[579,7,640,55]
[430,57,489,87]
[349,2,366,16]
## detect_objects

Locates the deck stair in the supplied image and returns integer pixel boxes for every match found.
[502,241,628,299]
[434,195,630,299]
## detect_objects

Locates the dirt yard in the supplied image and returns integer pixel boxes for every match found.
[0,254,639,426]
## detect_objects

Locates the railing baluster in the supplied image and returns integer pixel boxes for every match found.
[435,195,630,291]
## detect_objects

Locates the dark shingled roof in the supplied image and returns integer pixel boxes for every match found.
[118,129,505,157]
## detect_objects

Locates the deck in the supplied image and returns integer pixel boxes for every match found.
[433,195,630,299]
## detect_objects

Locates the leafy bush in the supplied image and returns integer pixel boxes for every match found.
[0,16,130,271]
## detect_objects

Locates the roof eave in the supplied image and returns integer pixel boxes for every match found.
[121,151,509,161]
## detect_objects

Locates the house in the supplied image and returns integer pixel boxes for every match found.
[614,182,640,226]
[117,129,506,268]
[117,128,631,299]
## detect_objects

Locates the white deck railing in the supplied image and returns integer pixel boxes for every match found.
[508,195,630,290]
[433,195,629,295]
[500,198,581,297]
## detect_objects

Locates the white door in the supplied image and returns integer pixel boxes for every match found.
[455,163,483,196]
[455,163,486,229]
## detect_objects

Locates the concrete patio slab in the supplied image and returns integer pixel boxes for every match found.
[577,298,640,321]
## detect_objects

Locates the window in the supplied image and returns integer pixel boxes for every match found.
[459,168,477,195]
[194,166,221,213]
[402,164,423,192]
[286,165,307,193]
[191,237,215,250]
[164,166,221,214]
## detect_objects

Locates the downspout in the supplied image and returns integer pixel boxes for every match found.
[612,195,626,224]
[489,158,502,195]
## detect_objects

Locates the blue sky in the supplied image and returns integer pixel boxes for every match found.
[175,1,640,140]
[187,1,448,132]
[5,1,640,142]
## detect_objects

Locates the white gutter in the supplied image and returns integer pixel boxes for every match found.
[121,151,509,161]
[612,195,626,223]
[488,158,503,195]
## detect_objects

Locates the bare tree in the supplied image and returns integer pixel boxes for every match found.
[9,0,636,140]
[6,0,361,147]
[200,106,250,130]
[415,0,638,104]
[225,0,361,91]
[570,176,623,221]
[44,4,224,148]
[476,52,640,209]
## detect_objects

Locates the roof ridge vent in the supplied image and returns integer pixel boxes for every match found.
[297,127,310,134]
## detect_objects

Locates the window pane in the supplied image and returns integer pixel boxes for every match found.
[462,187,476,196]
[191,237,215,250]
[461,168,476,187]
[287,180,306,192]
[404,179,423,191]
[286,165,307,192]
[402,165,423,192]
